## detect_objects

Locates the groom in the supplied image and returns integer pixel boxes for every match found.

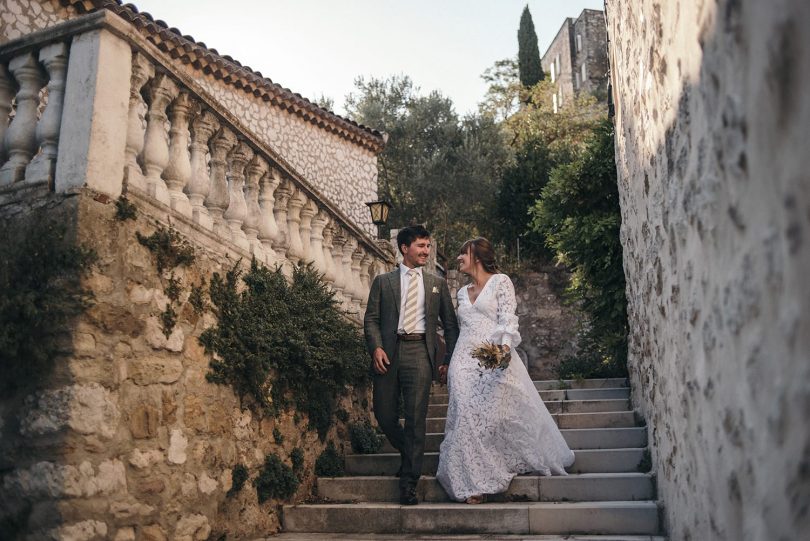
[364,225,459,505]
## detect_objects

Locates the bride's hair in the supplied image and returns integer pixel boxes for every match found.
[459,237,498,274]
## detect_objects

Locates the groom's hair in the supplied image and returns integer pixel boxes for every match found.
[397,225,431,255]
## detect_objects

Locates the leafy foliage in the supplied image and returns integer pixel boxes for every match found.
[0,216,96,392]
[114,196,137,221]
[518,6,544,87]
[254,453,299,503]
[272,427,284,444]
[164,273,182,302]
[189,280,207,314]
[349,420,383,454]
[290,447,305,476]
[314,442,344,477]
[136,226,195,274]
[531,120,628,378]
[159,304,177,339]
[227,464,248,497]
[200,260,368,438]
[344,75,510,254]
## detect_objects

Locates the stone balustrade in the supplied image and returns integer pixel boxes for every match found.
[0,12,394,318]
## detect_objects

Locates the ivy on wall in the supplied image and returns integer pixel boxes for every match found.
[200,260,369,438]
[0,215,96,392]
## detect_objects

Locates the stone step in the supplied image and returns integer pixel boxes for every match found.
[417,411,639,433]
[430,387,631,404]
[317,473,655,503]
[272,535,666,541]
[427,398,631,417]
[380,427,648,454]
[532,378,629,390]
[345,448,648,476]
[281,501,660,535]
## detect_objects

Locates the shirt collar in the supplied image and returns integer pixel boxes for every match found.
[399,264,423,277]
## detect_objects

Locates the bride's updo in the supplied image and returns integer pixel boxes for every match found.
[459,237,498,274]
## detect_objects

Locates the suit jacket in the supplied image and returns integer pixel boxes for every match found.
[364,267,459,371]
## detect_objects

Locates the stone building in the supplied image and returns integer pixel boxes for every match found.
[0,0,395,539]
[606,0,809,539]
[541,8,609,112]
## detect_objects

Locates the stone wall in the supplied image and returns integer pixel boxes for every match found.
[0,191,372,540]
[0,0,379,235]
[606,0,810,539]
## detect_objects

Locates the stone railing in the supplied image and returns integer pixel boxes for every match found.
[0,11,394,317]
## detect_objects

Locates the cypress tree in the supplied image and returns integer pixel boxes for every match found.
[518,5,544,87]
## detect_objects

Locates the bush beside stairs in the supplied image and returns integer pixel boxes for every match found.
[272,378,666,541]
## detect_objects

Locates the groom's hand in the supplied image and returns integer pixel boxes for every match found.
[438,364,448,385]
[372,348,390,374]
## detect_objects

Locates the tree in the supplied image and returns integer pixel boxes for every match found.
[344,75,509,255]
[518,6,544,88]
[530,120,627,378]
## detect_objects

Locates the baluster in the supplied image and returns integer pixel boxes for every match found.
[341,235,359,312]
[272,178,292,264]
[0,52,46,185]
[331,228,348,303]
[321,219,337,287]
[205,127,237,239]
[163,92,196,216]
[243,154,268,259]
[309,210,328,276]
[0,65,15,165]
[257,166,281,265]
[360,252,374,309]
[351,245,365,306]
[124,53,153,192]
[299,198,317,264]
[186,110,218,229]
[285,187,305,265]
[224,141,253,251]
[142,73,178,205]
[25,42,68,187]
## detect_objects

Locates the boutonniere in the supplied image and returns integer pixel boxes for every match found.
[432,286,439,294]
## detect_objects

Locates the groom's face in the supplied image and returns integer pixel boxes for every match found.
[401,236,431,268]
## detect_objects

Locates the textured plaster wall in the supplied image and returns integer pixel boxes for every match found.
[0,0,78,42]
[607,0,810,539]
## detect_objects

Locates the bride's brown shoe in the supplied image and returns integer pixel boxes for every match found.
[465,494,485,504]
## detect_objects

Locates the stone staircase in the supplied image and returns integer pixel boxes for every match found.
[274,378,665,540]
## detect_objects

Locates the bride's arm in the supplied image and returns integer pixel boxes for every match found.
[489,275,521,350]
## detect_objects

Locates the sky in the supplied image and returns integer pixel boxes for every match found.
[131,0,604,116]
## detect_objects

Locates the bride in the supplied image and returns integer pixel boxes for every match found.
[436,237,575,504]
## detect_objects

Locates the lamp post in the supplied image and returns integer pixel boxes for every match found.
[366,199,392,237]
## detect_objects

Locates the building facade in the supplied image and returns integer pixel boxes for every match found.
[541,9,609,112]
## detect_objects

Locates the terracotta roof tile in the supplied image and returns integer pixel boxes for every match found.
[58,0,385,152]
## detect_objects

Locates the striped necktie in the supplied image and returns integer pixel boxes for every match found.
[402,269,420,333]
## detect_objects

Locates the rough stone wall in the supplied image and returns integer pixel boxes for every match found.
[1,0,379,236]
[0,0,78,42]
[541,18,575,103]
[0,192,371,540]
[607,0,810,539]
[573,9,609,99]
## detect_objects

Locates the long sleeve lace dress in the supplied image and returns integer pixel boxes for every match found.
[436,273,575,501]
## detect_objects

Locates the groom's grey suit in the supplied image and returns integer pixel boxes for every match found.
[364,266,459,491]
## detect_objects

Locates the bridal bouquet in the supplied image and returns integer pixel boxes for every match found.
[471,341,510,371]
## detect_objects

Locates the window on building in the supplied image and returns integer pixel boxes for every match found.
[550,61,556,83]
[552,93,558,114]
[558,87,563,108]
[581,63,587,82]
[576,34,582,52]
[575,72,580,89]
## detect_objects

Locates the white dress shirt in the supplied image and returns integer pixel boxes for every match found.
[397,264,426,334]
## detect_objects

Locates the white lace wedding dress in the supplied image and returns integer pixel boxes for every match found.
[436,273,575,501]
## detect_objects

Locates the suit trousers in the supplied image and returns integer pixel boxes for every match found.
[372,338,432,489]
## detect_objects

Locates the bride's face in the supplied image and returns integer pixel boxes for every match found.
[456,250,473,274]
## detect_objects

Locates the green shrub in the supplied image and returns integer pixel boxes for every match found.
[136,226,195,273]
[164,273,182,302]
[254,453,299,503]
[335,408,350,423]
[315,442,344,477]
[114,196,137,221]
[290,447,305,475]
[349,420,383,454]
[189,280,207,314]
[272,427,284,444]
[159,304,177,339]
[0,216,96,392]
[227,464,248,497]
[200,260,369,438]
[532,120,628,378]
